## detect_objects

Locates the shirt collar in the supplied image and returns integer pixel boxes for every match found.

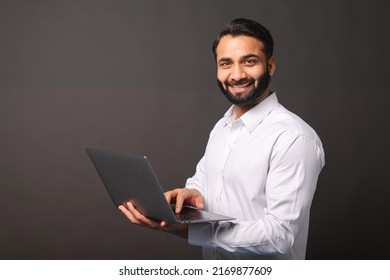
[224,92,280,133]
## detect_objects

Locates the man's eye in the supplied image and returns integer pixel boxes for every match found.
[219,62,231,68]
[244,59,256,65]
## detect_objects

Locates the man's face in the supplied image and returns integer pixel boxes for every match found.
[215,35,275,106]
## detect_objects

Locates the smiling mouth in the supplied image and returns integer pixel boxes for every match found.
[231,82,252,88]
[229,81,253,92]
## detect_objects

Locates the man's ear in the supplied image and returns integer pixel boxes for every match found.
[268,56,276,76]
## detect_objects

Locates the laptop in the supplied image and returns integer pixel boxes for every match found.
[86,148,234,224]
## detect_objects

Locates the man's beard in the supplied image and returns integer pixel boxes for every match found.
[217,71,270,106]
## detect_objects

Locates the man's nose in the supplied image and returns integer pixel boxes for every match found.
[230,64,246,81]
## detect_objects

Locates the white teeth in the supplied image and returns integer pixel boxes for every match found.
[233,82,250,88]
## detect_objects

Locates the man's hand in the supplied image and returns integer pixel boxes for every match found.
[164,188,204,214]
[118,202,189,238]
[118,188,204,239]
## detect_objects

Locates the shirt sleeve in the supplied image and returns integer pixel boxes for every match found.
[185,155,206,199]
[187,134,325,256]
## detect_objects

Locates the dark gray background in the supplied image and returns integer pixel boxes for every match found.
[1,0,389,259]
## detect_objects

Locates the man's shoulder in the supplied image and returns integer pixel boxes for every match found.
[265,105,320,140]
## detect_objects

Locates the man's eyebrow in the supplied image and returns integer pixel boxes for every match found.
[217,54,261,63]
[217,57,233,63]
[241,54,260,60]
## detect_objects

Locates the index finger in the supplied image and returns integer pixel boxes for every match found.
[174,190,188,214]
[164,189,177,204]
[164,189,185,213]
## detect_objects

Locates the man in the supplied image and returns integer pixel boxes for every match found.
[119,18,325,259]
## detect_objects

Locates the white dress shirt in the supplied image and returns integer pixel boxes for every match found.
[186,93,325,259]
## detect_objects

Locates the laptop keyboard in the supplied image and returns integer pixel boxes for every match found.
[175,207,203,221]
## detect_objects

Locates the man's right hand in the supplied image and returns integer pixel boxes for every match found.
[118,202,189,238]
[164,188,204,214]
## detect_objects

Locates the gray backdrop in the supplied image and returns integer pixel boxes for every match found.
[1,0,389,259]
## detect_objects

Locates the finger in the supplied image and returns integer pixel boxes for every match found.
[126,202,162,229]
[126,202,146,222]
[120,202,148,226]
[195,195,205,209]
[187,190,204,209]
[164,189,179,204]
[175,190,187,213]
[164,190,173,204]
[118,204,138,224]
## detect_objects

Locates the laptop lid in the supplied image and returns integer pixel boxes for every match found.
[86,148,234,224]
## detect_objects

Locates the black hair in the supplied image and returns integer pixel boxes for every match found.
[212,18,274,60]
